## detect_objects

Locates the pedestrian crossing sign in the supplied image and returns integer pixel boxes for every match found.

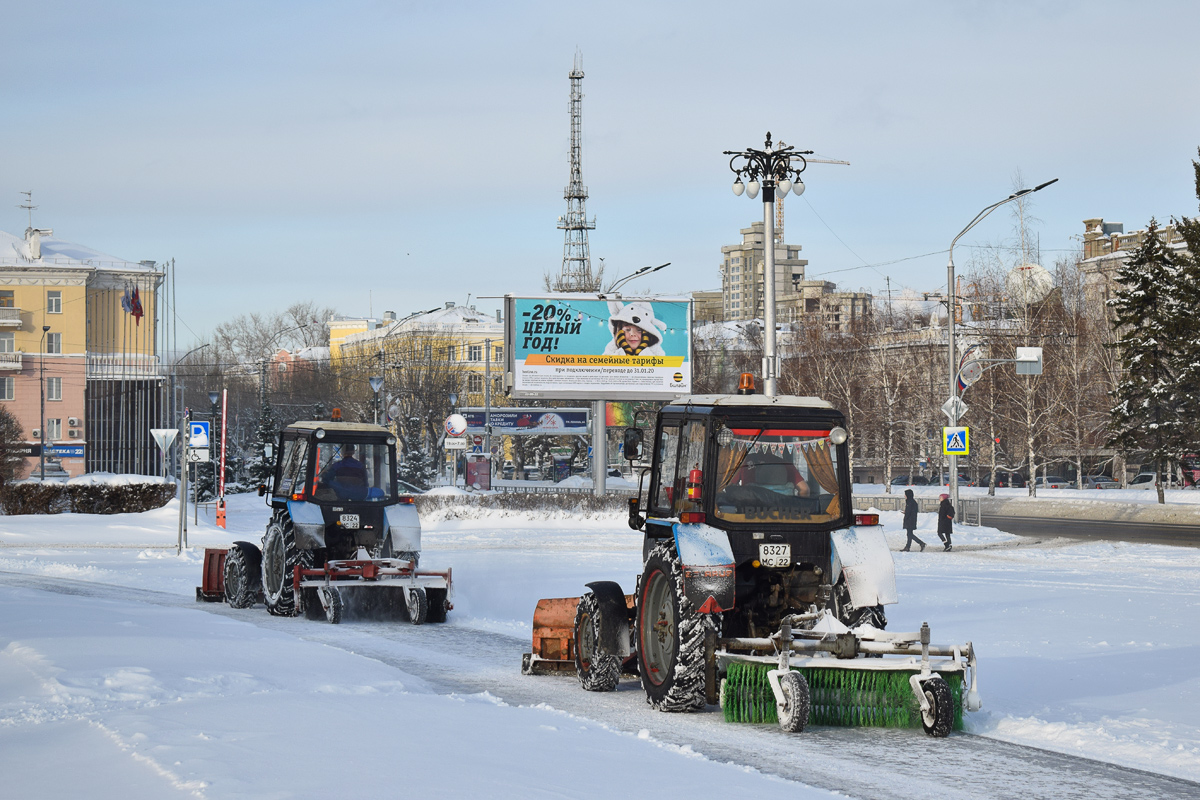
[942,427,969,455]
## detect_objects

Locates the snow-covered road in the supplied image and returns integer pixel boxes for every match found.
[2,494,1199,798]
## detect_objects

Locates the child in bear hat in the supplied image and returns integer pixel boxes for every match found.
[603,301,668,356]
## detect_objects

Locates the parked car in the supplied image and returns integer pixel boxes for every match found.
[939,472,975,487]
[396,479,427,495]
[890,475,929,486]
[1080,475,1120,490]
[1129,472,1158,490]
[1034,475,1073,489]
[993,471,1026,488]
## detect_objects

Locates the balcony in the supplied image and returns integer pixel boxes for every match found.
[0,352,21,370]
[0,307,21,327]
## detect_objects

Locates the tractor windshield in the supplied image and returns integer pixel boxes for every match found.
[713,426,842,524]
[312,440,394,502]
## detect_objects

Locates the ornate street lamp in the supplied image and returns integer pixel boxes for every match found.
[724,133,811,397]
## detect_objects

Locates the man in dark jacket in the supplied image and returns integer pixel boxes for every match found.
[937,493,954,551]
[901,488,925,551]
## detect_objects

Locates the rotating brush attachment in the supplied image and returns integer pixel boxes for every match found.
[722,661,964,730]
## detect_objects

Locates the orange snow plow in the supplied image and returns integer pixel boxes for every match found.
[521,590,635,676]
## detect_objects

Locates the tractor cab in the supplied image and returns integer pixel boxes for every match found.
[266,420,412,562]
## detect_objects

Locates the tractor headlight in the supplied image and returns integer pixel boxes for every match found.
[829,427,848,445]
[315,428,326,439]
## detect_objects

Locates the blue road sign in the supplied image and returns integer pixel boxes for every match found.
[942,426,969,455]
[189,421,211,448]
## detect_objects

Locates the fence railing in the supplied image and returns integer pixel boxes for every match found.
[853,494,981,526]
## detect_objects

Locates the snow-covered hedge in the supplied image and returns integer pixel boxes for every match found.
[2,474,177,516]
[414,491,629,519]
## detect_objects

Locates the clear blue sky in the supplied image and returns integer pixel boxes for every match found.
[2,1,1197,341]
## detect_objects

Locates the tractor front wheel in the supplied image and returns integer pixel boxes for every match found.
[223,542,261,609]
[574,592,620,692]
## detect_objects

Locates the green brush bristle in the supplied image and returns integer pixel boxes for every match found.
[723,661,963,730]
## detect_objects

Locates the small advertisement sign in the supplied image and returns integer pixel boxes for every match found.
[504,294,692,400]
[461,407,590,435]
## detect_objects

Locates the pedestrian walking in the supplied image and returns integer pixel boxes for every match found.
[937,493,954,551]
[901,489,925,551]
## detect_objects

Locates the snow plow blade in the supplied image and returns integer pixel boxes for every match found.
[521,596,580,675]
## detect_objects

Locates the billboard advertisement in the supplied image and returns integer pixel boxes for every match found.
[461,407,590,435]
[504,294,692,400]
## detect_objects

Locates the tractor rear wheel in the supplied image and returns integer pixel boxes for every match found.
[223,542,261,609]
[920,675,953,737]
[262,518,308,617]
[574,592,620,692]
[636,543,708,712]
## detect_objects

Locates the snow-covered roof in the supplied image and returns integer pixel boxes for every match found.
[0,229,155,272]
[341,303,502,346]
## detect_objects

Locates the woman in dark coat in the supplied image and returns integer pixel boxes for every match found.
[901,488,924,551]
[937,493,954,551]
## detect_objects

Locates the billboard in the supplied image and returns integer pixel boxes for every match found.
[461,407,590,435]
[504,294,692,400]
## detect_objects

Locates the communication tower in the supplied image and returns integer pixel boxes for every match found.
[553,53,597,292]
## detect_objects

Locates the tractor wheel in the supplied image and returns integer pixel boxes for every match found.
[262,517,308,617]
[574,592,620,692]
[777,671,811,733]
[637,543,709,712]
[223,542,261,609]
[920,675,954,738]
[831,576,887,630]
[407,587,429,625]
[381,536,418,568]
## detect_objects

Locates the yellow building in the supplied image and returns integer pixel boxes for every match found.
[334,302,505,411]
[0,227,165,477]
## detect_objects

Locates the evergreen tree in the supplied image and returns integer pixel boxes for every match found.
[1170,149,1200,449]
[1107,219,1187,503]
[398,417,435,489]
[247,396,279,487]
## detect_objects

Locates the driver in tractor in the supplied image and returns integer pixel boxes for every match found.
[316,443,369,501]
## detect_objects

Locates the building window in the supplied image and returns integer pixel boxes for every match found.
[46,332,61,354]
[0,291,12,308]
[47,418,62,440]
[0,332,12,353]
[47,377,62,401]
[422,344,432,360]
[468,374,483,393]
[494,345,503,362]
[0,377,12,401]
[468,344,482,362]
[47,290,62,314]
[446,346,456,361]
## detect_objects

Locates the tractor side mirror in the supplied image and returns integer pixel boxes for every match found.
[623,428,643,461]
[257,484,268,497]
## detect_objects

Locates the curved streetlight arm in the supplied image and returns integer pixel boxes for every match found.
[610,262,671,292]
[945,177,1058,510]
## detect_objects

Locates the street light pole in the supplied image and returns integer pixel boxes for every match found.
[725,133,811,398]
[945,179,1058,511]
[39,325,49,480]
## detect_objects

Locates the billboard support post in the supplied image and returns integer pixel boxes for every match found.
[592,400,606,497]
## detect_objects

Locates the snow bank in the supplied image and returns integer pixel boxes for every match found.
[66,472,175,487]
